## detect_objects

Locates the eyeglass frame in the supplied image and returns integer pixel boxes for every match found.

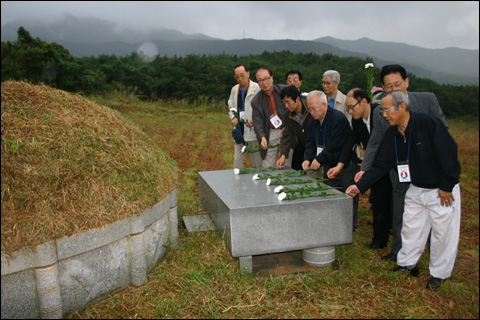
[347,100,361,111]
[287,77,300,83]
[257,76,272,83]
[379,106,396,115]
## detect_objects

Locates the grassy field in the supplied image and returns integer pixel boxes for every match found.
[64,93,479,319]
[1,82,477,318]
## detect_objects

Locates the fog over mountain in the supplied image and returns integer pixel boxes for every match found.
[2,15,478,86]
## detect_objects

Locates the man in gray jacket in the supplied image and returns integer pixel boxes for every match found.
[355,64,448,262]
[251,67,288,167]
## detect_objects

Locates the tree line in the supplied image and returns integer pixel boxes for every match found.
[2,27,478,120]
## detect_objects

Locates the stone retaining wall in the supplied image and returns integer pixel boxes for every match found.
[1,190,178,319]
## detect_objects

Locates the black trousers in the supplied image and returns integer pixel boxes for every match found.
[291,143,305,171]
[369,173,393,247]
[389,170,411,257]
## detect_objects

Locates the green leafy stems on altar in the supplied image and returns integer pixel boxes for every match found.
[241,143,281,154]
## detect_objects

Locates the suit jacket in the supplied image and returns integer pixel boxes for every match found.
[304,107,351,167]
[251,83,288,159]
[361,91,447,172]
[338,104,377,165]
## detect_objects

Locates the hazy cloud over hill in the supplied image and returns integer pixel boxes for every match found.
[1,1,479,50]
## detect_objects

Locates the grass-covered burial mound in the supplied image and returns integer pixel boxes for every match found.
[1,81,180,254]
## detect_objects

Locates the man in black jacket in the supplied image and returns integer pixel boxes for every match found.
[347,91,461,289]
[355,64,448,262]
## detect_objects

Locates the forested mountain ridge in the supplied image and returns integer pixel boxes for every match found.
[1,27,478,120]
[1,15,478,86]
[316,36,479,84]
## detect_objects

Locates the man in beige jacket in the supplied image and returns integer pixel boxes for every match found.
[228,64,262,169]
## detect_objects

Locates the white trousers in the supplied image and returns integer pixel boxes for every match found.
[397,184,461,279]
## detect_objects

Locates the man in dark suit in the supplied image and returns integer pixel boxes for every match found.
[302,91,355,230]
[251,67,288,167]
[327,88,392,247]
[355,64,448,262]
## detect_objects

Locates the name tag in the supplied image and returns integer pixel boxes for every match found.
[397,162,411,183]
[317,144,324,156]
[270,113,282,129]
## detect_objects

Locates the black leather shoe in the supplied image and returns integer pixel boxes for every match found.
[381,253,397,261]
[369,242,386,249]
[426,277,446,289]
[393,265,420,277]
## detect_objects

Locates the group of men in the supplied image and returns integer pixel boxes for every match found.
[227,64,461,290]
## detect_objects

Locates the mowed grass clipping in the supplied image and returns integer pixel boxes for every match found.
[1,81,180,254]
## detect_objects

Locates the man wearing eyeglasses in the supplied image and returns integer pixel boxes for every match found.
[228,64,262,169]
[285,70,305,98]
[346,90,460,290]
[322,70,351,124]
[355,64,448,263]
[327,88,392,247]
[251,67,288,167]
[322,70,365,166]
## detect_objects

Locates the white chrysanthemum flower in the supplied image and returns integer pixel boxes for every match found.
[234,168,240,175]
[274,186,284,193]
[301,92,309,98]
[252,174,259,180]
[230,108,237,113]
[365,63,374,69]
[266,178,271,186]
[278,192,287,201]
[241,145,247,153]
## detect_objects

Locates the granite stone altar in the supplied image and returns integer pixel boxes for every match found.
[198,169,353,273]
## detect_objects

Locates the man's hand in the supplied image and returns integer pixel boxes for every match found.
[438,189,455,207]
[261,137,268,149]
[327,163,344,179]
[354,170,365,183]
[232,118,239,126]
[302,160,310,171]
[276,155,286,169]
[310,159,321,170]
[345,185,360,198]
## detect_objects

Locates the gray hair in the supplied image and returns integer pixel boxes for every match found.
[383,90,410,111]
[322,70,340,83]
[307,90,327,104]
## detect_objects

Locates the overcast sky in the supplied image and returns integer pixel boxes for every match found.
[2,1,479,50]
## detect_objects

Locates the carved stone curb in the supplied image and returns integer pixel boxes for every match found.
[1,190,178,319]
